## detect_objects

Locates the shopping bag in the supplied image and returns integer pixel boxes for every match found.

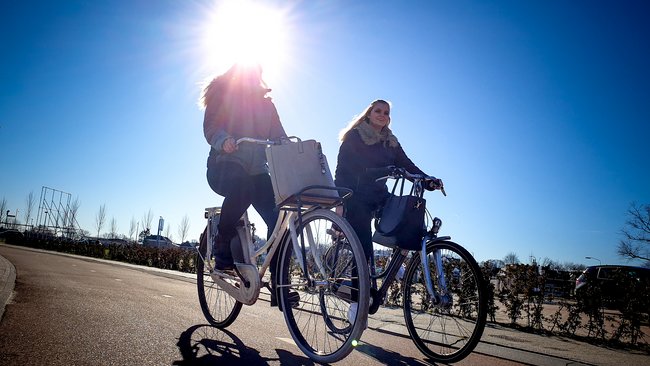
[265,138,339,206]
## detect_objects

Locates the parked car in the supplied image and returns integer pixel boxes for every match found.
[176,242,197,251]
[142,235,175,248]
[575,265,650,309]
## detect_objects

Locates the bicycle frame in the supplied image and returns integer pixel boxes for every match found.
[369,227,453,313]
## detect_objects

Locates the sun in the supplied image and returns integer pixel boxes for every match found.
[202,0,291,84]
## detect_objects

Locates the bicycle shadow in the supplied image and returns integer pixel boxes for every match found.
[354,326,435,365]
[355,340,433,365]
[173,324,317,366]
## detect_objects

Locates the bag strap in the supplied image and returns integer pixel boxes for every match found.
[389,177,406,196]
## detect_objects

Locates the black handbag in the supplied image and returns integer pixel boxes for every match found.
[374,177,426,250]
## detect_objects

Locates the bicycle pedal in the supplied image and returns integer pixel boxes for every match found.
[212,268,237,277]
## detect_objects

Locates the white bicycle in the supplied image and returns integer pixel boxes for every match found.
[196,137,370,363]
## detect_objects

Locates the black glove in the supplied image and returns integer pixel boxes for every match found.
[424,177,443,191]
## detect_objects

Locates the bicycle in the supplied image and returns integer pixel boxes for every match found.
[330,166,487,363]
[195,137,370,364]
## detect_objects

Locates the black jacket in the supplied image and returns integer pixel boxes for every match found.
[334,128,425,204]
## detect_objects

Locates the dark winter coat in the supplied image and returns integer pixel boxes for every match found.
[334,123,425,204]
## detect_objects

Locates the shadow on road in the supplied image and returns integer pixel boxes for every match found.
[355,340,433,366]
[174,324,316,366]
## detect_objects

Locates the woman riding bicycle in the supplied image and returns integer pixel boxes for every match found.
[201,63,286,276]
[334,99,443,263]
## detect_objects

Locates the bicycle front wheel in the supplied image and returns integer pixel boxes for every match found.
[196,226,242,328]
[403,240,487,363]
[277,209,370,364]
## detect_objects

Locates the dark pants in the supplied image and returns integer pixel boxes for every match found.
[207,161,278,265]
[344,196,385,303]
[344,197,385,263]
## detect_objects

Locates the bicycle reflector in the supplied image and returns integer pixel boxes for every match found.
[431,217,442,235]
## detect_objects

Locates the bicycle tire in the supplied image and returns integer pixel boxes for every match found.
[403,240,487,363]
[277,209,370,364]
[196,226,242,328]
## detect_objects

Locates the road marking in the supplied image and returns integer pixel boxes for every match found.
[162,294,173,298]
[276,337,297,346]
[90,270,96,273]
[115,278,122,282]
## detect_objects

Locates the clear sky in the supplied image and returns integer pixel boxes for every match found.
[1,0,648,267]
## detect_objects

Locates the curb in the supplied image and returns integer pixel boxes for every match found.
[0,252,17,321]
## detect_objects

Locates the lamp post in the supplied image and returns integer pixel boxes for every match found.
[585,256,602,265]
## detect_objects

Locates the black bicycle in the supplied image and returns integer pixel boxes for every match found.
[327,166,487,363]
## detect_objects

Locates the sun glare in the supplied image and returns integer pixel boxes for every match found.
[202,0,290,83]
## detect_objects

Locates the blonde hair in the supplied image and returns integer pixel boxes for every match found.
[338,99,392,142]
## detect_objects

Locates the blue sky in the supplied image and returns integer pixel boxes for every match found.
[1,0,648,267]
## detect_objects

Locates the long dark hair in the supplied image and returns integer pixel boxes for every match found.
[199,63,269,108]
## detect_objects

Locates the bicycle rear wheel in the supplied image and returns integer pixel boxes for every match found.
[277,209,369,364]
[403,240,487,363]
[196,226,242,328]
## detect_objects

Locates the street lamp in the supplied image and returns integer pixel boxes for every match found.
[585,256,602,265]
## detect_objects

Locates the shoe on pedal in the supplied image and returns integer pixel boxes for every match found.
[214,260,235,272]
[214,236,234,271]
[214,253,235,272]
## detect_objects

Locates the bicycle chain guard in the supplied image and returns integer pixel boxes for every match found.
[212,263,260,305]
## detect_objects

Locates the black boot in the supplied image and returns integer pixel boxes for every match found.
[214,234,234,271]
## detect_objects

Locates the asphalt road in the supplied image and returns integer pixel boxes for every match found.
[1,244,647,365]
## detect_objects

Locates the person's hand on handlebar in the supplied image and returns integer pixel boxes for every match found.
[424,177,444,192]
[222,137,238,153]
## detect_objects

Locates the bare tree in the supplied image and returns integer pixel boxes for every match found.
[618,202,650,264]
[0,197,7,224]
[110,217,118,238]
[129,217,137,241]
[24,191,35,228]
[95,204,106,238]
[141,209,153,233]
[503,252,520,265]
[561,262,586,271]
[178,214,190,244]
[540,257,557,269]
[69,197,81,231]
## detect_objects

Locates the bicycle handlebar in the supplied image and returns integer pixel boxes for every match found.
[367,166,446,196]
[235,135,304,147]
[235,137,280,146]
